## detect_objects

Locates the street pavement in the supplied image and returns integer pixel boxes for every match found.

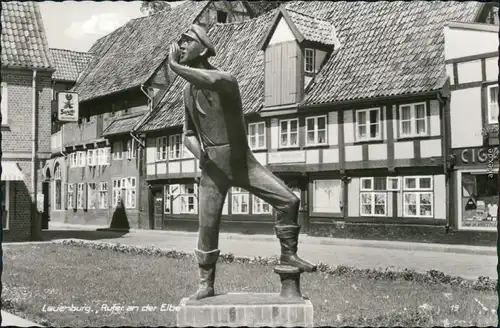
[40,222,498,281]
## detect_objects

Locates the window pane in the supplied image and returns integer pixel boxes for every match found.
[281,121,288,133]
[361,179,372,190]
[318,131,326,144]
[402,121,412,135]
[318,117,326,130]
[373,177,386,191]
[250,124,256,136]
[307,131,315,144]
[290,120,298,132]
[415,104,425,119]
[420,193,432,216]
[405,178,416,189]
[307,118,314,131]
[258,135,265,148]
[416,119,426,134]
[290,132,298,146]
[358,125,367,139]
[369,109,378,124]
[420,177,431,189]
[357,111,366,124]
[401,107,411,120]
[369,123,378,138]
[281,134,288,146]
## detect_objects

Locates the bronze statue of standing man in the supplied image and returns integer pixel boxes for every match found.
[168,24,317,301]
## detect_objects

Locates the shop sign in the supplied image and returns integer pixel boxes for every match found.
[268,150,306,164]
[454,147,499,166]
[57,91,79,122]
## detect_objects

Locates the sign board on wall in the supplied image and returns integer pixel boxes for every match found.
[453,147,499,166]
[57,91,79,122]
[268,151,306,164]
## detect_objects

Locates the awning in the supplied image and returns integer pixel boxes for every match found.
[1,161,25,181]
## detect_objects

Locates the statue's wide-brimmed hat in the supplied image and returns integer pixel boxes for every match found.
[181,24,216,57]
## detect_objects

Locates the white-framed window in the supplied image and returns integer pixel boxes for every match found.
[360,177,387,216]
[248,122,266,150]
[67,183,74,209]
[386,177,400,191]
[87,150,96,166]
[169,134,182,160]
[70,153,77,168]
[99,182,108,209]
[87,182,97,209]
[125,177,136,209]
[77,183,85,209]
[304,48,315,73]
[487,84,499,124]
[279,119,299,148]
[306,115,327,146]
[97,148,110,166]
[169,184,198,214]
[1,181,9,230]
[77,151,86,167]
[1,82,8,125]
[127,139,137,159]
[54,163,62,210]
[312,179,342,213]
[112,141,123,160]
[156,137,168,161]
[403,176,434,218]
[112,179,122,207]
[252,195,272,214]
[231,187,249,214]
[399,102,427,137]
[356,108,381,141]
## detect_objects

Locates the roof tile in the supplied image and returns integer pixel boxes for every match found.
[50,48,93,82]
[1,1,54,70]
[73,1,208,102]
[102,113,145,136]
[286,9,338,46]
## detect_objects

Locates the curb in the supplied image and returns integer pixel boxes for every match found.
[46,223,497,256]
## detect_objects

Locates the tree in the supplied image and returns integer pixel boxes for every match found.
[140,1,172,15]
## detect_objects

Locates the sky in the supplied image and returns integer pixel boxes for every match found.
[39,1,184,53]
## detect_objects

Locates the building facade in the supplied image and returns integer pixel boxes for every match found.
[444,21,499,231]
[1,2,55,241]
[47,0,279,229]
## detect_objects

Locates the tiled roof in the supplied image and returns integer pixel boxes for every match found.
[137,10,276,132]
[245,1,287,16]
[283,1,481,106]
[50,48,94,82]
[1,1,54,70]
[102,113,146,137]
[138,1,483,132]
[286,9,338,46]
[72,1,208,102]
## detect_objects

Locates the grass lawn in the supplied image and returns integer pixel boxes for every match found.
[2,242,497,327]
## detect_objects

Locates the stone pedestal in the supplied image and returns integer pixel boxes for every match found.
[176,293,313,327]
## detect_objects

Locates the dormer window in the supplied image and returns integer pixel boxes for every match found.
[217,10,227,23]
[304,48,315,74]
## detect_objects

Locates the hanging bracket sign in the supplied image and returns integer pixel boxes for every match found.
[57,91,79,122]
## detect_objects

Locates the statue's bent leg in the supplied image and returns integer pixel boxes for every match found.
[190,166,229,300]
[234,153,317,273]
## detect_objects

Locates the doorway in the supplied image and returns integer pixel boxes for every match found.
[153,189,164,230]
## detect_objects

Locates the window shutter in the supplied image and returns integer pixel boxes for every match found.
[64,183,68,209]
[282,42,298,105]
[83,183,88,210]
[72,183,77,209]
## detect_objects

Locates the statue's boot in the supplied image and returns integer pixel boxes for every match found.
[189,248,220,300]
[275,225,317,272]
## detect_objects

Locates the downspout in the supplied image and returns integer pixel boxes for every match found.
[438,89,451,233]
[31,69,39,240]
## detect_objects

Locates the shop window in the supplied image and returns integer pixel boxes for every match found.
[169,184,198,214]
[306,116,327,146]
[279,119,299,148]
[487,84,499,124]
[253,195,272,214]
[99,182,108,209]
[54,164,62,210]
[248,122,266,150]
[312,179,342,213]
[403,176,433,218]
[356,108,381,141]
[1,181,9,230]
[399,102,427,137]
[360,177,387,216]
[461,172,497,229]
[231,187,249,214]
